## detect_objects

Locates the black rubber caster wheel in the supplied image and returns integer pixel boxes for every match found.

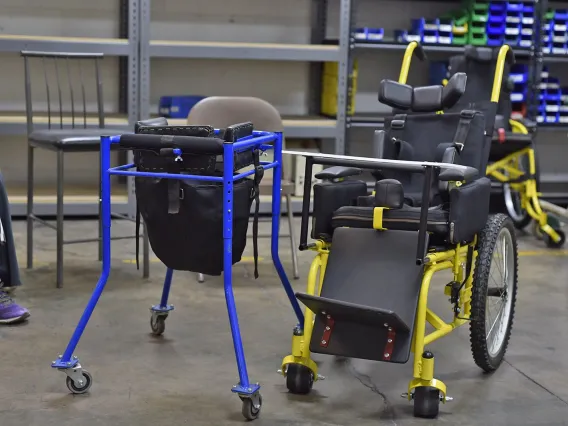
[413,386,440,419]
[286,364,314,395]
[66,370,93,394]
[545,229,566,249]
[241,393,262,421]
[150,314,167,335]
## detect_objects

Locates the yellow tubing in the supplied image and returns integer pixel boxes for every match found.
[399,41,419,84]
[492,44,512,103]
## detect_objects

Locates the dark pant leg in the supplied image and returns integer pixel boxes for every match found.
[0,172,21,288]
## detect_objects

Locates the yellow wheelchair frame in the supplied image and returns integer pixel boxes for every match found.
[280,42,513,406]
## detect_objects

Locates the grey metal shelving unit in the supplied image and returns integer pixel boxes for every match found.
[0,0,140,217]
[137,0,353,152]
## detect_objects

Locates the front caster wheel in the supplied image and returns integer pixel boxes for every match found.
[413,386,440,419]
[66,370,93,394]
[286,364,314,394]
[150,314,167,335]
[240,393,262,421]
[545,229,566,249]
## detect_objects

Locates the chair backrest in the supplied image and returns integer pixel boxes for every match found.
[446,46,512,128]
[187,96,290,180]
[21,51,105,134]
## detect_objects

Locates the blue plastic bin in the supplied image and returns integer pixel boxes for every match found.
[158,95,207,118]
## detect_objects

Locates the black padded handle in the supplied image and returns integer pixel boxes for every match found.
[504,47,515,65]
[413,42,427,62]
[119,133,225,155]
[223,121,254,142]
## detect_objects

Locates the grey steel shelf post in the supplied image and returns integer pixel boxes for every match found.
[308,0,329,116]
[131,0,150,223]
[335,0,354,155]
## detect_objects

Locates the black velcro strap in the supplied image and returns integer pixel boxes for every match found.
[135,205,140,270]
[453,110,476,150]
[160,148,182,214]
[392,138,414,161]
[251,150,264,279]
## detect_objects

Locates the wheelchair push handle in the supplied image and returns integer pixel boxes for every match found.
[399,41,427,84]
[118,133,226,155]
[491,44,515,104]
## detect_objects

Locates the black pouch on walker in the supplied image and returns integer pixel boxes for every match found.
[127,120,263,277]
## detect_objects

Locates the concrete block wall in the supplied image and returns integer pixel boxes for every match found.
[0,0,566,189]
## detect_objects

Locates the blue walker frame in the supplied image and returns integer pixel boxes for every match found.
[51,129,305,408]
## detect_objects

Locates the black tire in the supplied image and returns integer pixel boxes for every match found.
[150,315,166,335]
[413,386,440,419]
[544,229,566,249]
[241,394,262,421]
[285,363,314,395]
[66,370,93,394]
[470,214,518,372]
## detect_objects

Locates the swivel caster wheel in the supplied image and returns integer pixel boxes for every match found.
[150,313,167,335]
[240,392,262,420]
[65,370,93,394]
[413,386,440,419]
[285,363,314,395]
[545,229,566,249]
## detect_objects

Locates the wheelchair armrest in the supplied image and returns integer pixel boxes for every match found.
[439,166,479,182]
[315,166,362,181]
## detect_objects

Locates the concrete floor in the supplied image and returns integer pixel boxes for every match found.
[1,218,568,426]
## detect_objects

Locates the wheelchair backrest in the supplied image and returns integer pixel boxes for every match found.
[378,75,493,201]
[446,46,512,129]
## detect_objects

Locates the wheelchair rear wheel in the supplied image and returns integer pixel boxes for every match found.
[470,214,518,372]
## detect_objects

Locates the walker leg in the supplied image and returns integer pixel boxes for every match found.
[197,273,205,283]
[224,257,261,410]
[51,271,111,393]
[270,136,304,325]
[52,134,114,395]
[150,268,175,336]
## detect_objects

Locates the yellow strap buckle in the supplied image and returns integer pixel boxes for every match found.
[373,207,388,230]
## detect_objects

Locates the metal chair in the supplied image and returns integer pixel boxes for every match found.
[186,96,300,281]
[22,51,149,288]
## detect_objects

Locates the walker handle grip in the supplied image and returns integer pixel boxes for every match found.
[118,133,225,155]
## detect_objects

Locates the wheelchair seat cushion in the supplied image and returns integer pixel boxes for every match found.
[331,205,449,235]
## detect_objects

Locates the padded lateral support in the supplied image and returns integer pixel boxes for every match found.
[379,72,467,113]
[297,227,426,363]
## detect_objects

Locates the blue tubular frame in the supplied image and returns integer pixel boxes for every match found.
[51,130,304,397]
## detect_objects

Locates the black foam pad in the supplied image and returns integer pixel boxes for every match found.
[374,179,404,209]
[442,72,467,109]
[412,85,443,112]
[379,80,413,110]
[315,166,362,180]
[380,73,466,113]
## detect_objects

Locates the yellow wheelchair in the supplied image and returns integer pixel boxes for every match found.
[280,44,518,419]
[441,44,566,248]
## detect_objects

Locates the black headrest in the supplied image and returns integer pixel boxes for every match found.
[379,72,467,112]
[464,45,515,65]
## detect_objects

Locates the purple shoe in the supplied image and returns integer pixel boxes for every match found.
[0,291,30,324]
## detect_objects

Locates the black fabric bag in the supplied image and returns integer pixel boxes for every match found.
[129,120,263,277]
[136,177,255,275]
